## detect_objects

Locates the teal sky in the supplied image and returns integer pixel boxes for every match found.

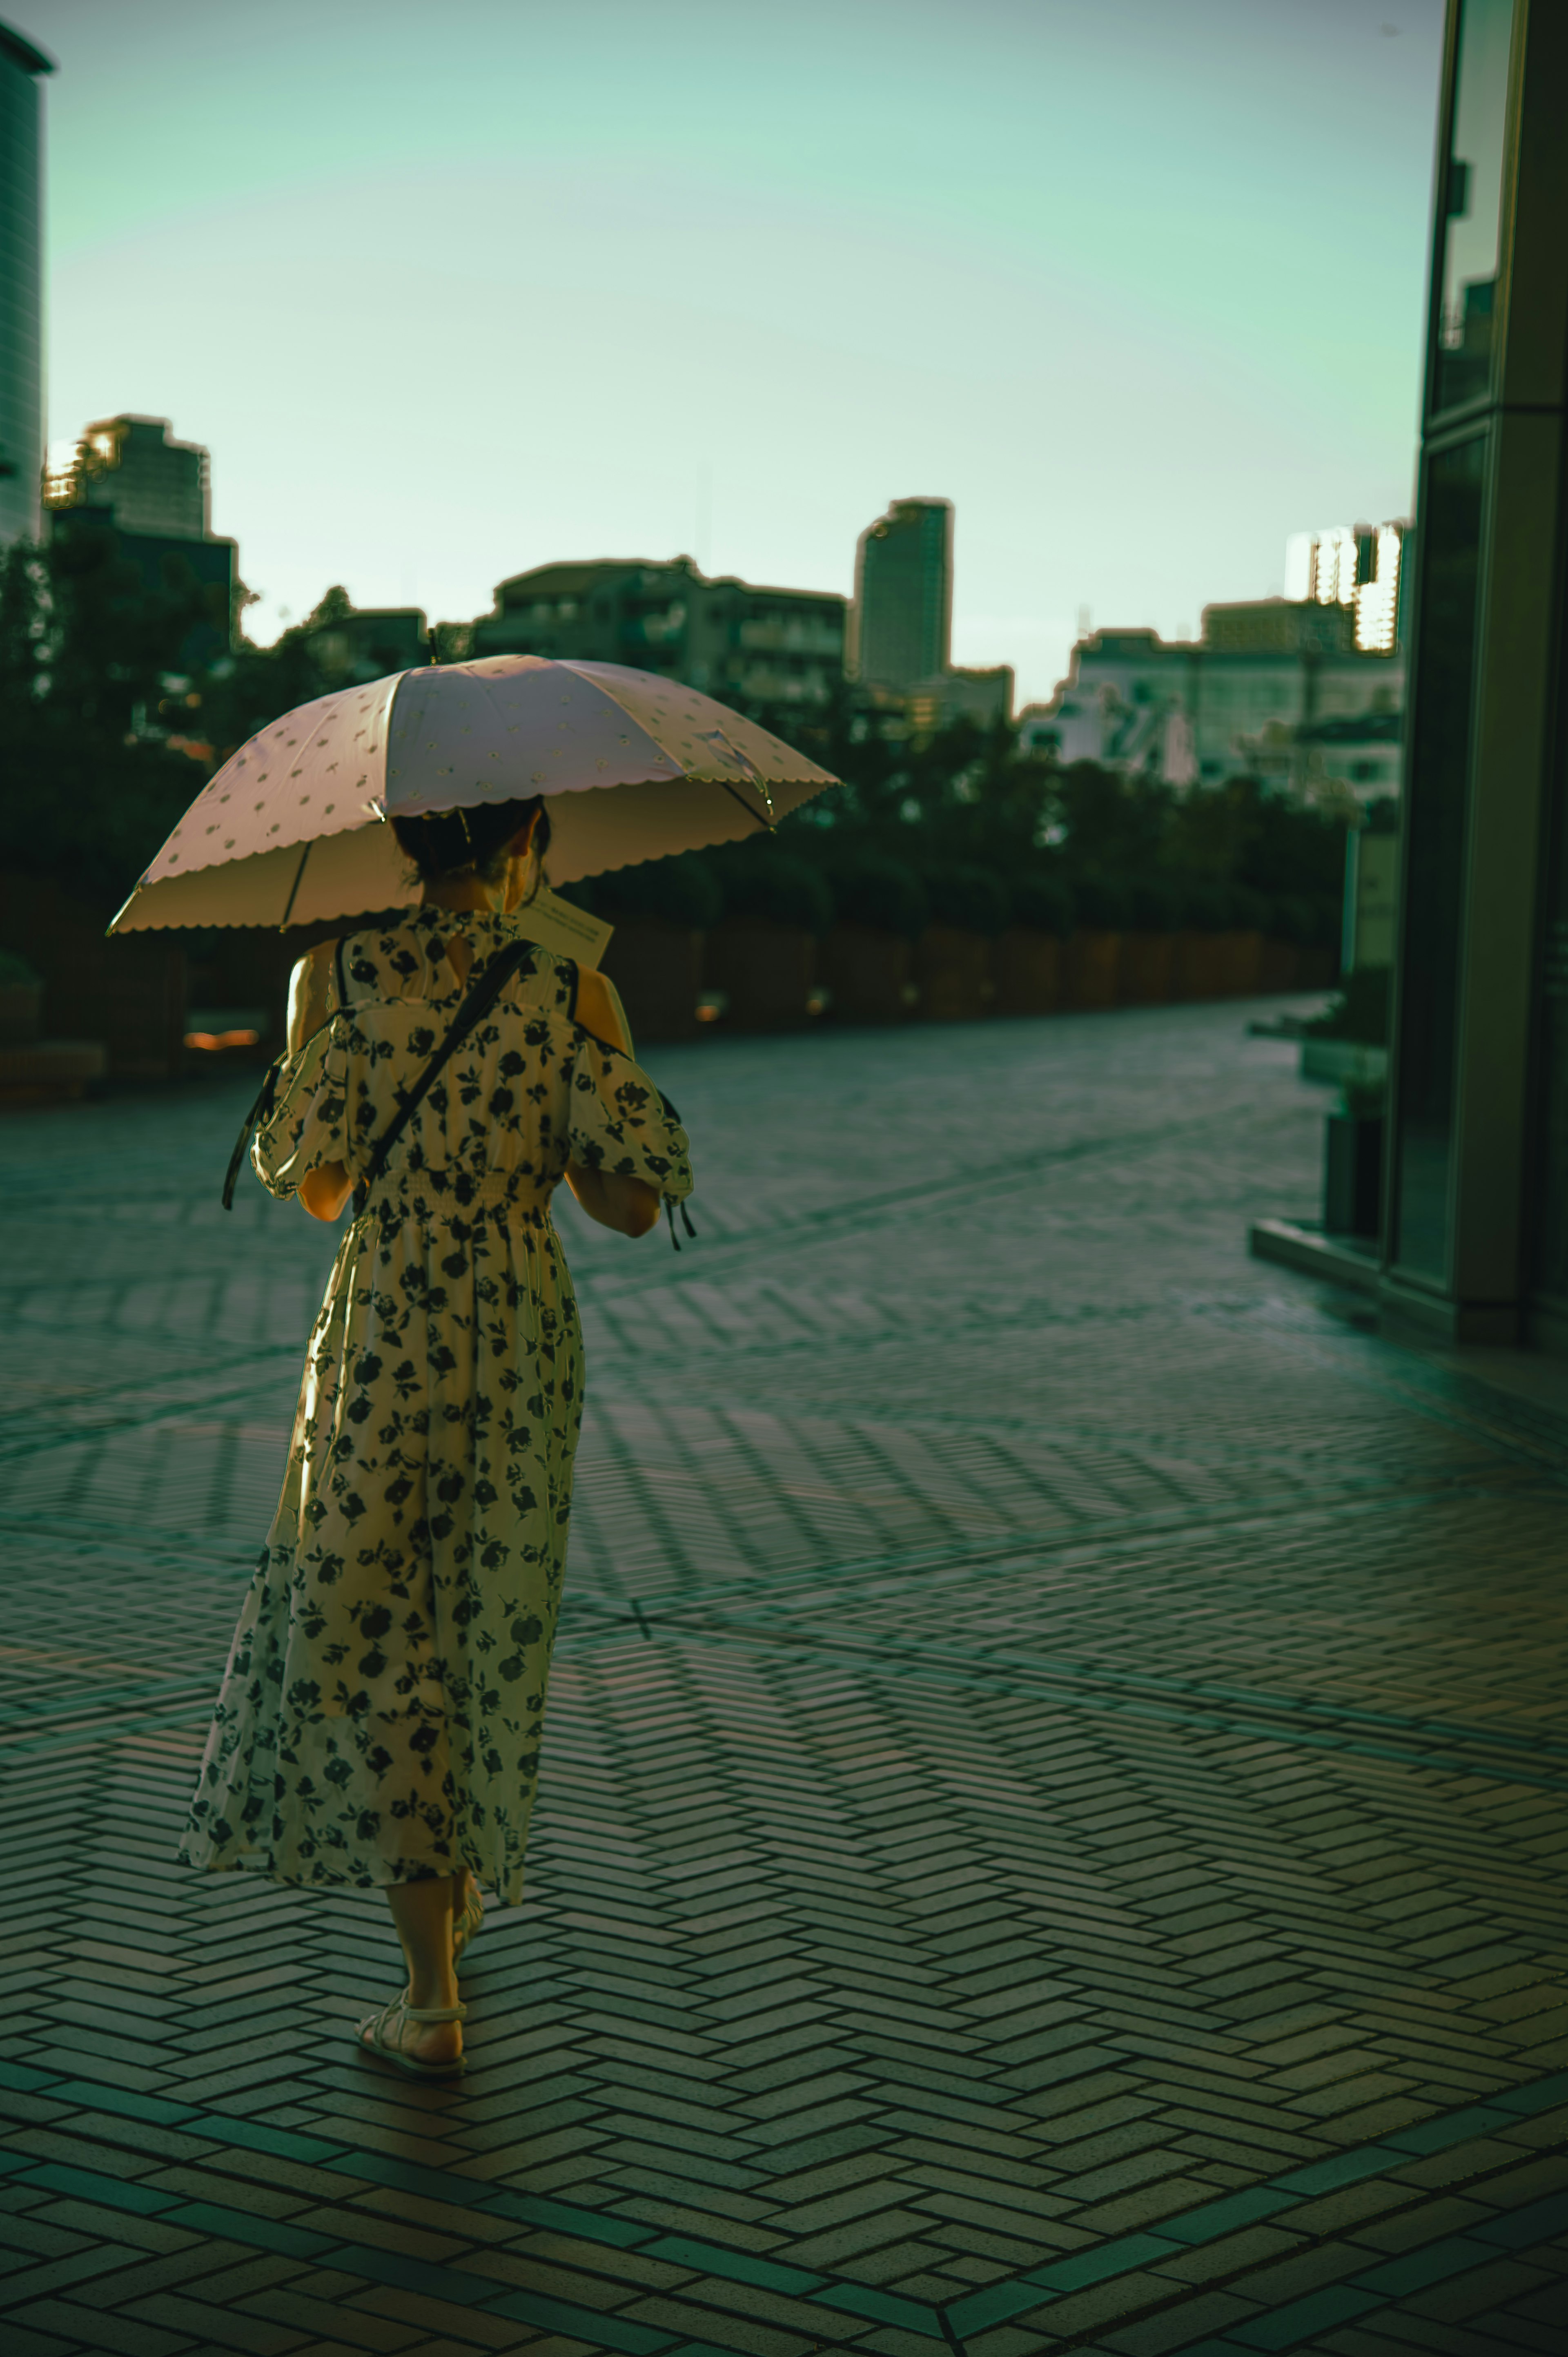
[23,0,1443,704]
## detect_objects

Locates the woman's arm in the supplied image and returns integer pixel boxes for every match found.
[288,943,352,1219]
[563,967,662,1238]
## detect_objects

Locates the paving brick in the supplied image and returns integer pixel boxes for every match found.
[8,2297,200,2355]
[241,2292,428,2351]
[8,1012,1568,2357]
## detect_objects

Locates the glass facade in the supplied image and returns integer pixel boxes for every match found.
[1433,0,1515,416]
[0,44,45,544]
[1392,435,1488,1279]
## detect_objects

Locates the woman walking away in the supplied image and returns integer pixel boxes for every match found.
[180,794,693,2079]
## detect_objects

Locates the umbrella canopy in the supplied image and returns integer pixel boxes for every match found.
[110,655,839,933]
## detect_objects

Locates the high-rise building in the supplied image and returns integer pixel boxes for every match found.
[1284,520,1408,656]
[0,20,53,546]
[849,498,953,689]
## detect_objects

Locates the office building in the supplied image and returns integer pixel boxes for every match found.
[1253,0,1568,1351]
[849,498,952,689]
[0,20,52,545]
[46,414,211,538]
[1383,0,1567,1342]
[43,414,238,665]
[472,555,846,709]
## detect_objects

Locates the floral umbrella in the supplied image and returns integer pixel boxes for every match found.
[109,654,838,933]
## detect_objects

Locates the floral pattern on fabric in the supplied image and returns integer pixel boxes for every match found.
[179,906,693,1903]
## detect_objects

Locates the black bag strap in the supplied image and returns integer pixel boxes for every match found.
[351,938,537,1216]
[222,1064,281,1210]
[224,940,351,1213]
[220,1005,340,1211]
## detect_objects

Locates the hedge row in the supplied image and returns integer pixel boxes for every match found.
[570,849,1339,946]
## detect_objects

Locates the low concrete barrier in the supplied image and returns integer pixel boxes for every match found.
[993,928,1063,1017]
[601,919,704,1044]
[816,924,913,1024]
[915,925,995,1022]
[1068,930,1121,1011]
[703,919,817,1031]
[0,871,1345,1073]
[1117,933,1174,1006]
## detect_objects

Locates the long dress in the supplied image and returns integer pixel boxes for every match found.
[179,905,693,1904]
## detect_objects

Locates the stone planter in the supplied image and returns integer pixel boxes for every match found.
[0,981,44,1045]
[914,925,995,1022]
[993,928,1063,1017]
[1257,939,1301,993]
[1116,934,1173,1007]
[601,918,703,1042]
[703,919,816,1030]
[1301,1040,1388,1090]
[1067,929,1120,1012]
[816,924,915,1024]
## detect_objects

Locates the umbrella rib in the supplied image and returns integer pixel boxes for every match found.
[716,778,776,835]
[278,841,312,932]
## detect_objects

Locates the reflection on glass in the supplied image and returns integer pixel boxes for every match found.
[1393,438,1486,1278]
[1434,0,1514,413]
[1530,536,1568,1302]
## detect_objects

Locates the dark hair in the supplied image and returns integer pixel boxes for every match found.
[390,794,552,885]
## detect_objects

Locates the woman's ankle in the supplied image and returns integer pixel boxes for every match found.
[408,1980,460,2015]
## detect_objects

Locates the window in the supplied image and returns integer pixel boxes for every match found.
[1433,0,1515,415]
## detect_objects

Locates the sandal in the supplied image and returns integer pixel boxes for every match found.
[353,1994,467,2080]
[453,1873,485,1967]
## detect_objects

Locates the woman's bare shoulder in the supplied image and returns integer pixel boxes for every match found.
[293,938,339,982]
[287,939,340,1052]
[574,964,630,1054]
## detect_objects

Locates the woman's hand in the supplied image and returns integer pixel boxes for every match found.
[299,1161,353,1222]
[564,1162,662,1237]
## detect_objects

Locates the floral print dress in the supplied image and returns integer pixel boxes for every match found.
[180,906,693,1904]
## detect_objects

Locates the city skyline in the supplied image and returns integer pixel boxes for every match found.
[20,0,1443,705]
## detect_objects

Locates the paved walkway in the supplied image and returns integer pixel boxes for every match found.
[2,999,1566,2357]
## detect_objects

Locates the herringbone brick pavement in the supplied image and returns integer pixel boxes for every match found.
[2,1001,1566,2357]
